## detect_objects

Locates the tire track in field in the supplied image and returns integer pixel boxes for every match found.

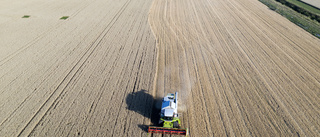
[149,0,320,136]
[0,0,92,66]
[215,0,320,135]
[16,1,134,135]
[231,0,320,82]
[0,0,156,136]
[0,1,95,95]
[205,0,300,135]
[0,1,102,135]
[19,0,156,136]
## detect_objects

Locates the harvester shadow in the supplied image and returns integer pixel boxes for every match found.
[126,90,162,132]
[137,125,148,132]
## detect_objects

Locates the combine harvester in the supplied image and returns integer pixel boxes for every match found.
[148,92,188,136]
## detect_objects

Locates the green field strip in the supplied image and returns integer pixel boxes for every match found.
[22,15,30,18]
[287,0,320,15]
[60,16,69,20]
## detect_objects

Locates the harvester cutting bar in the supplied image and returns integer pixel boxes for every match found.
[148,126,188,136]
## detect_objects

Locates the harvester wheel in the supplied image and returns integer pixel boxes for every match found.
[158,120,163,127]
[173,121,180,128]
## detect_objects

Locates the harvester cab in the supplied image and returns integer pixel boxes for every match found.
[148,92,188,136]
[160,93,180,128]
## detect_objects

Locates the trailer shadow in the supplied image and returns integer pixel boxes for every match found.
[126,90,162,132]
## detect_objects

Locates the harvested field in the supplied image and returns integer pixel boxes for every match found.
[149,0,320,136]
[0,0,156,136]
[0,0,320,137]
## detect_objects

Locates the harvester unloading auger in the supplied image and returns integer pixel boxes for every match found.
[148,92,188,136]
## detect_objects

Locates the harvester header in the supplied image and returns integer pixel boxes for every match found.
[148,126,188,136]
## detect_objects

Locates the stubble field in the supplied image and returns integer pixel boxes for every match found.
[0,0,319,136]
